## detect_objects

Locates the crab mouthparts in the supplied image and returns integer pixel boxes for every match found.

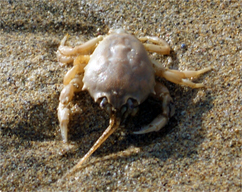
[64,114,120,178]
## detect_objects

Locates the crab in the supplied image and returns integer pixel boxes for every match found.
[57,29,210,176]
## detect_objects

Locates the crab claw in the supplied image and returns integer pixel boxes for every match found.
[133,115,168,134]
[133,82,175,135]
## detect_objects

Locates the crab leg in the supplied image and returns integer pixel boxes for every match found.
[57,34,74,64]
[139,36,170,55]
[139,35,211,86]
[60,55,90,85]
[58,73,84,143]
[58,34,103,56]
[58,54,91,142]
[57,34,102,64]
[62,115,120,178]
[152,60,211,88]
[56,50,74,64]
[134,82,175,134]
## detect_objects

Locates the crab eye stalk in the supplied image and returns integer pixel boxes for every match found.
[100,97,108,108]
[99,97,112,116]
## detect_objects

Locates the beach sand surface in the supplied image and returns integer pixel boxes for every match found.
[0,0,241,191]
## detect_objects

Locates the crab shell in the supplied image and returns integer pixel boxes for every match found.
[82,32,156,110]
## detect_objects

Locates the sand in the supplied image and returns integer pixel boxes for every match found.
[0,0,241,191]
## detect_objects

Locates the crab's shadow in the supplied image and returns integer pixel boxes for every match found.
[65,81,213,168]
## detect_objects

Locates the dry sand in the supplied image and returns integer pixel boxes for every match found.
[0,0,241,191]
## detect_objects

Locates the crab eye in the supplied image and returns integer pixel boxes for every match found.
[99,97,112,116]
[100,97,108,108]
[127,98,138,109]
[127,98,139,116]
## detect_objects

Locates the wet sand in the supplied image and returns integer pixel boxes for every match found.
[0,0,241,191]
